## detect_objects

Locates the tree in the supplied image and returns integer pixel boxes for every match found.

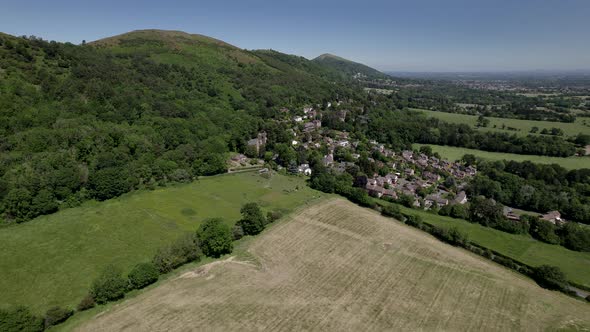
[419,145,433,156]
[468,196,504,227]
[461,154,477,166]
[90,265,127,304]
[197,218,233,257]
[0,306,44,332]
[88,167,132,201]
[532,265,568,291]
[127,262,159,290]
[238,203,266,235]
[526,216,560,245]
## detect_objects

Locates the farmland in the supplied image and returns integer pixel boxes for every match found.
[0,172,326,313]
[75,199,590,331]
[413,143,590,169]
[413,108,590,137]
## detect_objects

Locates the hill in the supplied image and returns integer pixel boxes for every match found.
[0,30,359,224]
[313,53,389,80]
[74,199,590,331]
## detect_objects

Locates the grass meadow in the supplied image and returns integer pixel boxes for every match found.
[0,172,326,313]
[413,108,590,137]
[413,143,590,169]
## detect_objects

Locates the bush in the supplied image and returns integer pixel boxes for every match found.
[232,224,244,241]
[152,234,202,274]
[533,265,568,291]
[266,210,283,223]
[90,265,127,304]
[76,294,96,311]
[44,306,73,328]
[128,262,159,290]
[197,218,233,258]
[381,204,403,219]
[0,306,44,332]
[405,214,423,228]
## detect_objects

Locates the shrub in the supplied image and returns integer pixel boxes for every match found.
[405,214,423,228]
[76,294,96,311]
[533,265,568,291]
[90,265,127,304]
[232,224,245,241]
[152,234,202,274]
[266,210,283,223]
[44,306,73,328]
[0,306,44,332]
[381,204,403,220]
[448,227,469,247]
[128,262,159,290]
[197,218,233,257]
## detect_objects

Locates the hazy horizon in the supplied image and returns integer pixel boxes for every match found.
[2,0,589,72]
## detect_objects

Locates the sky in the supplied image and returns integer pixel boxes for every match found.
[1,0,589,72]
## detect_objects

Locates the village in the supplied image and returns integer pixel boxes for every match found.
[230,103,569,227]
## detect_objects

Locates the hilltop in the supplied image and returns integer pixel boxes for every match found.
[313,53,389,80]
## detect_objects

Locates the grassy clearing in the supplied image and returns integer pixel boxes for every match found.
[378,200,590,288]
[413,108,590,137]
[413,143,590,169]
[0,172,326,313]
[75,199,590,331]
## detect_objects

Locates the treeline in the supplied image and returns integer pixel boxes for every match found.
[0,202,278,331]
[361,109,578,157]
[0,33,356,224]
[468,159,590,224]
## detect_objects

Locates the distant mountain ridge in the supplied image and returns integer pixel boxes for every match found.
[313,53,389,80]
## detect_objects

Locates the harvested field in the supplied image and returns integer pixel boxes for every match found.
[76,199,590,331]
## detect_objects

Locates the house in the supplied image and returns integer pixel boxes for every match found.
[541,211,564,225]
[298,164,312,176]
[336,140,350,148]
[376,176,392,186]
[402,150,413,161]
[404,168,415,176]
[383,189,397,199]
[292,140,299,146]
[293,116,303,122]
[423,171,440,183]
[303,107,313,114]
[424,194,449,208]
[323,153,334,166]
[231,154,247,163]
[365,183,384,198]
[303,120,321,132]
[454,191,468,204]
[503,207,521,221]
[247,132,267,154]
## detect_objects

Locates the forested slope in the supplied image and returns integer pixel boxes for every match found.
[0,30,358,223]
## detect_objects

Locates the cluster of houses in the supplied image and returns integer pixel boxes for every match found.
[246,105,480,211]
[503,207,568,225]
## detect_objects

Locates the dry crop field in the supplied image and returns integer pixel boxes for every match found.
[76,199,590,331]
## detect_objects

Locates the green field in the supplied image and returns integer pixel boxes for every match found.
[413,143,590,170]
[413,108,590,137]
[0,172,326,313]
[378,200,590,289]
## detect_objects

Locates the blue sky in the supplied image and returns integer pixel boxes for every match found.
[1,0,589,71]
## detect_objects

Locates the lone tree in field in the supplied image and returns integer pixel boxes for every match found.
[238,203,266,235]
[197,218,233,258]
